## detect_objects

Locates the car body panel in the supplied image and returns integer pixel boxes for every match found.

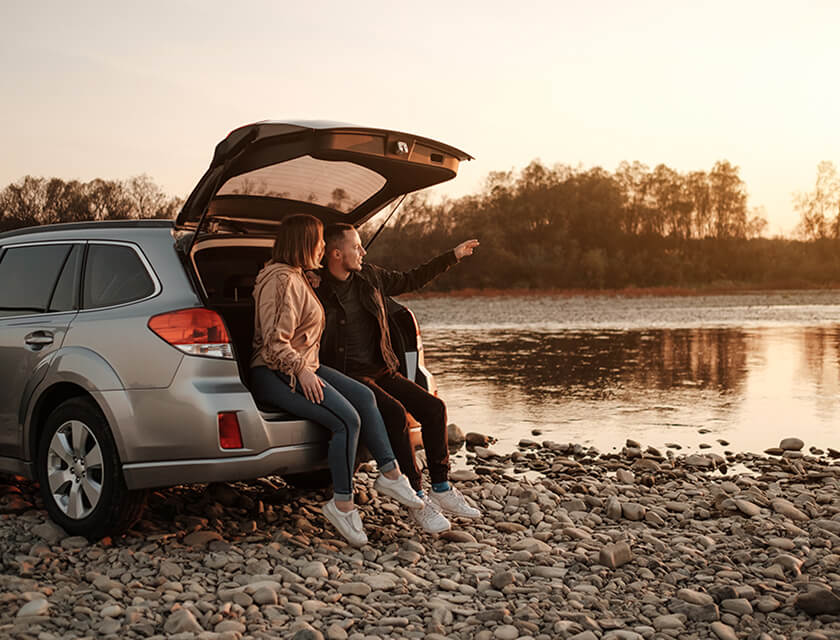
[0,311,75,457]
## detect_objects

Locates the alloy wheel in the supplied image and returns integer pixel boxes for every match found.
[46,420,104,519]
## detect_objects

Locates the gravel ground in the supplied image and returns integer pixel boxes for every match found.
[3,433,840,639]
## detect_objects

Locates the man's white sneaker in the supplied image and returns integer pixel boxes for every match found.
[410,496,451,533]
[430,486,481,518]
[374,473,424,509]
[323,499,368,547]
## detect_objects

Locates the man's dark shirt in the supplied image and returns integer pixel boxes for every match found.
[328,272,385,376]
[315,250,459,375]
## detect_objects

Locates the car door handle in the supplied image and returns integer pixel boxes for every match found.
[25,331,54,346]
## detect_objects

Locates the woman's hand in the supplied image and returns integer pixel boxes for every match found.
[298,369,325,404]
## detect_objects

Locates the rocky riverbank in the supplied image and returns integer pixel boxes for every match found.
[2,435,840,640]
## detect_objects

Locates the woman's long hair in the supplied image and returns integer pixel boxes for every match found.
[271,214,323,269]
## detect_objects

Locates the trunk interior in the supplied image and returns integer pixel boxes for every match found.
[187,237,422,394]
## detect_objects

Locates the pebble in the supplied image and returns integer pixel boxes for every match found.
[1,436,839,639]
[494,624,520,640]
[599,542,633,569]
[710,621,738,640]
[301,561,328,578]
[16,599,50,617]
[779,437,804,451]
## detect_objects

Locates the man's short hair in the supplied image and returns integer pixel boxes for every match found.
[324,223,355,250]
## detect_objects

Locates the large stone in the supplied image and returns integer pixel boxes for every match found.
[677,589,715,606]
[449,469,480,482]
[606,496,622,520]
[652,614,684,630]
[441,530,477,543]
[447,423,465,446]
[300,561,328,579]
[16,599,50,617]
[160,561,183,579]
[532,566,566,579]
[795,588,840,615]
[466,432,491,447]
[493,625,520,640]
[779,437,804,451]
[325,623,348,640]
[511,537,552,553]
[733,499,760,517]
[184,531,223,546]
[710,621,738,640]
[362,573,399,591]
[684,454,714,468]
[599,542,633,569]
[616,469,635,484]
[32,521,67,545]
[721,598,753,616]
[669,598,719,622]
[491,570,516,590]
[338,581,371,597]
[771,498,809,521]
[622,502,646,521]
[164,608,203,634]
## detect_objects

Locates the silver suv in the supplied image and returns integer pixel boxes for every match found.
[0,121,471,538]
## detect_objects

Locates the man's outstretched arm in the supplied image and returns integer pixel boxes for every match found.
[375,239,480,296]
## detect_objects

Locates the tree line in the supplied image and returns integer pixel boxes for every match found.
[0,175,182,232]
[362,160,840,291]
[2,160,839,291]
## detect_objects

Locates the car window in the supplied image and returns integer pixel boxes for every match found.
[48,244,82,312]
[216,155,386,213]
[82,244,155,309]
[0,244,72,317]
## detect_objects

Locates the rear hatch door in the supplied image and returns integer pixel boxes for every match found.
[174,121,472,234]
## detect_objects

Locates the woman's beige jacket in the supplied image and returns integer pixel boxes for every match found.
[251,262,325,388]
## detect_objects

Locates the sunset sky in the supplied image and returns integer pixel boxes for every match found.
[1,1,837,235]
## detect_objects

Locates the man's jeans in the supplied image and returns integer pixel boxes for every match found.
[355,371,449,492]
[251,365,397,501]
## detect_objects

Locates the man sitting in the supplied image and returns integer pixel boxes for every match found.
[313,223,481,532]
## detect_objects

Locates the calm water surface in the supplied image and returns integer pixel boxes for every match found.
[402,290,840,458]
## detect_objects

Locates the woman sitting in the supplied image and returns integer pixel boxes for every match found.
[250,214,422,546]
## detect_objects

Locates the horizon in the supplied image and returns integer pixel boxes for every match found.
[2,1,838,237]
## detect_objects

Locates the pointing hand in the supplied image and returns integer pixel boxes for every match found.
[454,239,480,260]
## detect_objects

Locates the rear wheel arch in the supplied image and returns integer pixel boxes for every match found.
[28,382,93,461]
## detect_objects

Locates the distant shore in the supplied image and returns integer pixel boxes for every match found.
[401,282,840,300]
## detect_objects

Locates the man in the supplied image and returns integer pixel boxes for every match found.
[313,223,480,533]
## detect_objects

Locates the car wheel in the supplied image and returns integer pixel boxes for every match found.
[36,398,147,539]
[281,469,334,491]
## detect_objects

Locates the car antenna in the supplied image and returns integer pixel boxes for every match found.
[364,194,407,251]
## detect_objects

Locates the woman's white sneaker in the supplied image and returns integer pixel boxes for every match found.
[374,473,425,508]
[410,496,451,533]
[430,486,481,518]
[323,499,368,547]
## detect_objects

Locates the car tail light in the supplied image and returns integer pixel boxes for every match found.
[218,412,243,449]
[148,308,234,359]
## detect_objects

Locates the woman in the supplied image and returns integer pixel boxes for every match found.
[250,214,422,546]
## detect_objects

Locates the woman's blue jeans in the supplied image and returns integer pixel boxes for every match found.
[250,365,397,501]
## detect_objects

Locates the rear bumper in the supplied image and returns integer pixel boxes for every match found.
[122,441,328,489]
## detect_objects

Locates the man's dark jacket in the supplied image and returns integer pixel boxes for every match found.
[315,251,458,375]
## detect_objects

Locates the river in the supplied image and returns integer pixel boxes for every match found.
[401,290,840,461]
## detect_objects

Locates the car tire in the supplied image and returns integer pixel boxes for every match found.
[281,469,333,491]
[36,398,147,539]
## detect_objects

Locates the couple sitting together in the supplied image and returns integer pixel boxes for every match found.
[249,214,481,546]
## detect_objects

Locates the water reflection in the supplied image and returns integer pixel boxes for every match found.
[427,328,749,397]
[422,325,840,455]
